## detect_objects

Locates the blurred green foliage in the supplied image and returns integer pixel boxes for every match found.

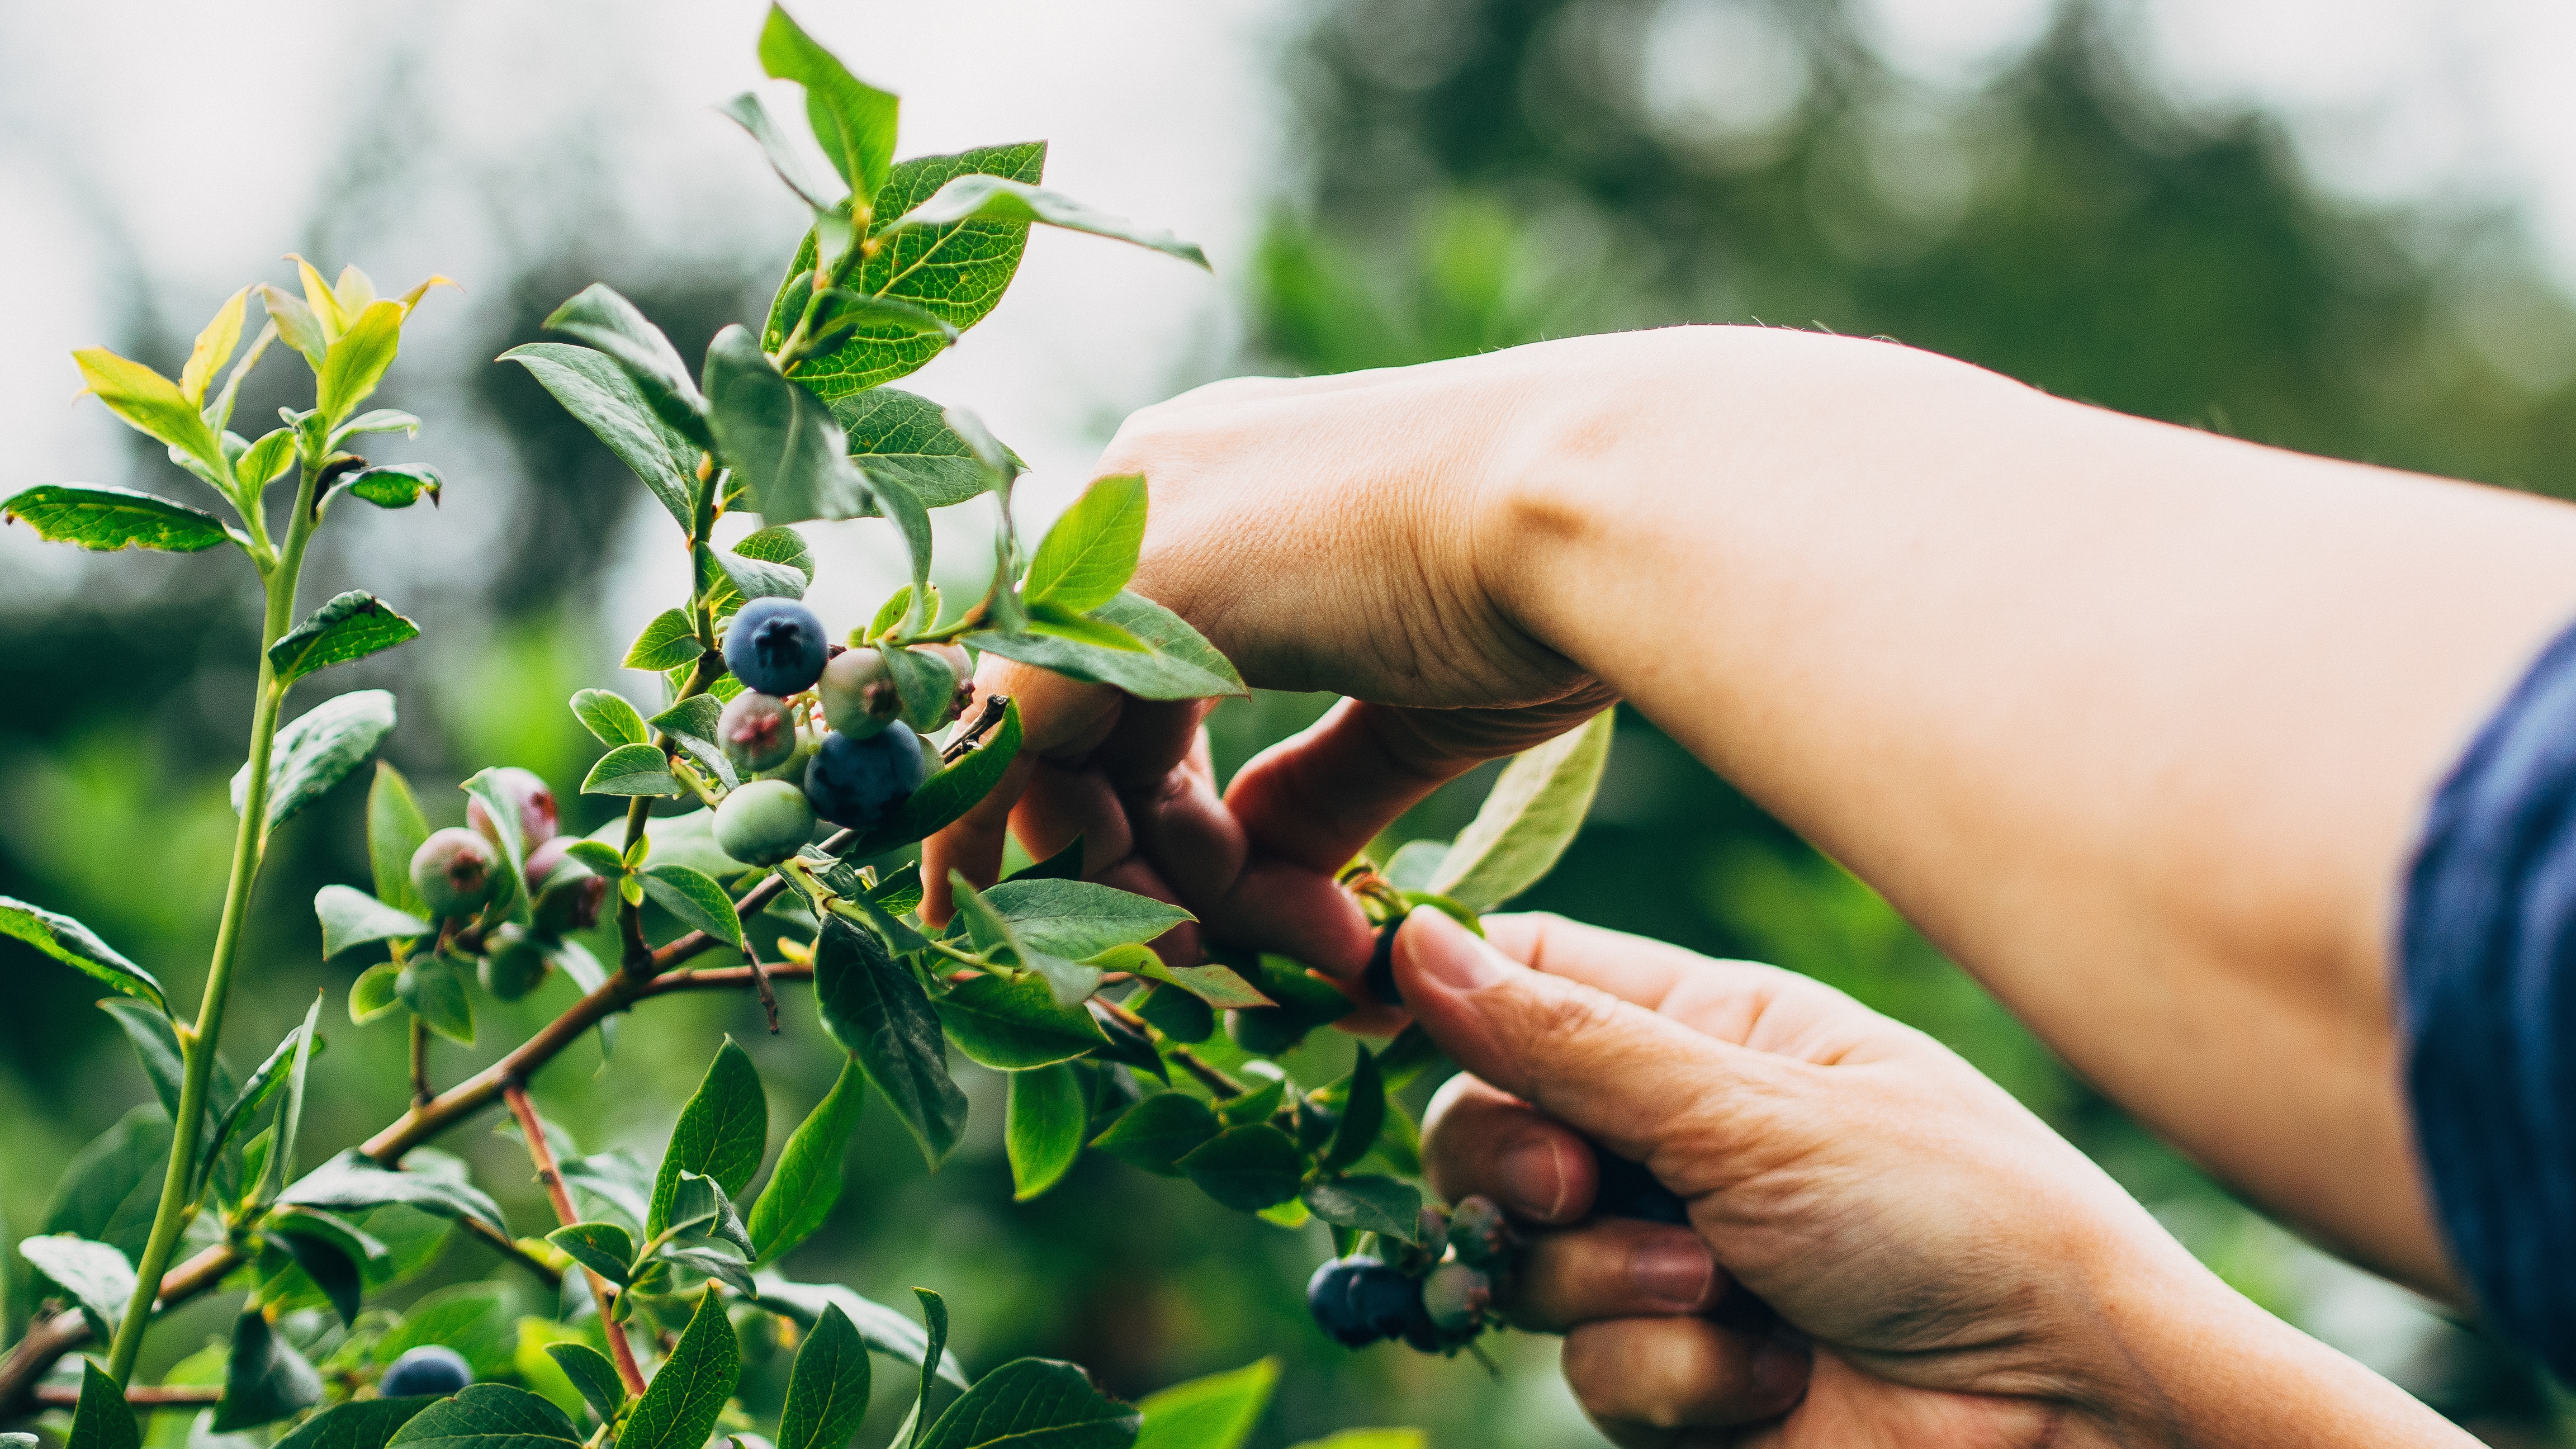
[7,0,2575,1444]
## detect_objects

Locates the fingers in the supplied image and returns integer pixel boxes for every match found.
[1424,1074,1597,1224]
[1224,700,1480,874]
[1396,907,1798,1172]
[1564,1319,1809,1444]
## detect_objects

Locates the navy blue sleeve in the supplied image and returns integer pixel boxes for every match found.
[2402,616,2576,1379]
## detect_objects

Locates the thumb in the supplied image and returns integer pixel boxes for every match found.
[1395,907,1804,1189]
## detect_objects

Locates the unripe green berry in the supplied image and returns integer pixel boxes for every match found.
[818,647,901,738]
[411,828,496,919]
[1420,1261,1492,1333]
[719,692,797,773]
[921,642,974,726]
[1446,1195,1513,1266]
[714,780,816,866]
[467,767,556,850]
[480,933,550,1000]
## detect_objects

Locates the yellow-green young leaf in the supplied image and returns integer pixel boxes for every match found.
[749,1056,865,1262]
[1024,473,1147,612]
[756,4,899,203]
[267,591,420,686]
[73,348,222,475]
[2,484,233,553]
[255,284,328,368]
[333,263,377,316]
[886,176,1210,271]
[1005,1063,1084,1202]
[239,428,296,490]
[619,1290,739,1449]
[396,274,462,314]
[318,300,405,425]
[288,255,352,339]
[181,288,251,406]
[1425,709,1615,912]
[1133,1358,1280,1449]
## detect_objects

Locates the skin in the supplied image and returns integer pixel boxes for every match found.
[925,325,2576,1434]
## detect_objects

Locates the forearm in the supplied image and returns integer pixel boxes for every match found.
[1489,325,2576,1297]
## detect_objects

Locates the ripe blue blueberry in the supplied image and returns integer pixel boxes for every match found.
[1305,1256,1418,1348]
[714,779,817,866]
[723,598,829,696]
[803,721,926,830]
[378,1343,473,1397]
[411,828,496,920]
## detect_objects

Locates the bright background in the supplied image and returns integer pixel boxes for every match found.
[7,0,2576,1443]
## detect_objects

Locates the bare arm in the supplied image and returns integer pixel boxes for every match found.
[931,323,2576,1299]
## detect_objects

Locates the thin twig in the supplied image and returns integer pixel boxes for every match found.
[743,942,780,1033]
[33,1384,221,1407]
[506,1083,647,1398]
[409,1016,433,1108]
[457,1214,561,1290]
[942,693,1011,763]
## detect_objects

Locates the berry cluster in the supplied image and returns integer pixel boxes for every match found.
[408,767,607,996]
[708,597,970,865]
[1306,1195,1514,1355]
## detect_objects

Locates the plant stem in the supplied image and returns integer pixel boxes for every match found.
[506,1083,647,1398]
[103,456,324,1387]
[410,1016,434,1107]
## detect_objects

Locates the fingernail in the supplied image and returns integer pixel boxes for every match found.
[1498,1135,1573,1223]
[1405,906,1503,992]
[1749,1339,1809,1407]
[1627,1237,1716,1311]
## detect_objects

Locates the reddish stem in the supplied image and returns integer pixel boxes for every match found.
[505,1082,648,1399]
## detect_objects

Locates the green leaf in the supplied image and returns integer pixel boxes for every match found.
[282,1149,509,1238]
[271,1396,440,1449]
[646,1039,767,1239]
[777,1303,872,1449]
[736,523,817,581]
[583,743,680,798]
[718,91,844,212]
[814,919,967,1168]
[543,1344,627,1424]
[368,761,432,915]
[934,973,1109,1071]
[845,699,1021,856]
[638,864,745,949]
[267,1202,379,1326]
[918,1357,1140,1449]
[45,1106,171,1259]
[863,470,935,626]
[830,390,998,507]
[703,325,868,524]
[1,484,234,552]
[1132,983,1213,1044]
[342,464,443,509]
[269,591,419,686]
[243,689,397,831]
[1379,839,1449,892]
[621,1288,740,1449]
[1127,957,1270,1011]
[1300,1176,1421,1243]
[810,291,958,351]
[698,541,811,619]
[749,1056,865,1262]
[378,1282,520,1381]
[499,342,698,533]
[970,591,1243,702]
[650,695,737,788]
[1087,1093,1219,1178]
[1281,1434,1424,1449]
[215,1307,324,1429]
[349,963,403,1023]
[763,143,1048,400]
[625,609,705,671]
[563,840,627,879]
[18,1233,135,1338]
[1005,1064,1085,1202]
[759,4,899,202]
[0,895,165,1013]
[752,1277,968,1390]
[877,643,956,732]
[1176,1125,1303,1210]
[1320,1048,1384,1173]
[399,955,475,1044]
[571,688,650,746]
[1020,603,1146,654]
[97,1000,197,1129]
[1426,709,1614,911]
[385,1385,583,1449]
[333,408,422,443]
[1131,1359,1278,1449]
[68,1360,140,1449]
[982,879,1192,960]
[542,285,711,448]
[884,177,1209,271]
[202,1020,320,1197]
[255,992,328,1205]
[317,300,406,425]
[73,347,224,479]
[239,428,297,490]
[544,1221,634,1287]
[182,287,250,405]
[910,1290,950,1449]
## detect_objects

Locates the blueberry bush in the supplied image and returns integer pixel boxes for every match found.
[0,9,1621,1448]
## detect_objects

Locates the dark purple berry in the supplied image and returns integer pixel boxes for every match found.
[1594,1148,1689,1224]
[802,721,926,830]
[723,598,829,696]
[378,1343,472,1397]
[1306,1257,1418,1348]
[1364,920,1401,1005]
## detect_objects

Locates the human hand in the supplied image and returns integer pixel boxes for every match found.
[1404,909,2471,1448]
[922,345,1629,959]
